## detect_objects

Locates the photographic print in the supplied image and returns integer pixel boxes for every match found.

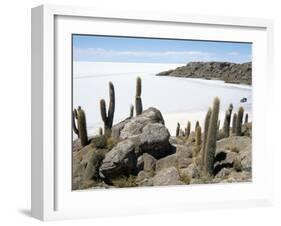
[72,35,252,190]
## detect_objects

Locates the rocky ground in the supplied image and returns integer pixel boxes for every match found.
[156,61,252,85]
[72,107,252,190]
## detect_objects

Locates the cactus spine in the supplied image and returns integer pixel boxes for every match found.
[232,113,237,134]
[195,125,202,146]
[176,123,180,137]
[202,108,212,169]
[130,104,134,118]
[186,121,191,138]
[77,106,89,146]
[204,97,220,176]
[244,113,248,124]
[135,77,143,115]
[236,106,244,136]
[100,82,115,137]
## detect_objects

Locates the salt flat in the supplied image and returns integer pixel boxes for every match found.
[73,62,252,137]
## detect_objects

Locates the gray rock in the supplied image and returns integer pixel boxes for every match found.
[99,108,174,180]
[99,139,137,179]
[112,107,165,140]
[155,154,177,172]
[139,123,172,158]
[83,149,105,180]
[153,167,184,186]
[136,155,144,171]
[143,153,156,172]
[179,163,201,179]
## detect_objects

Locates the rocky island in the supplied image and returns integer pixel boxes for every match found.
[72,77,252,190]
[156,61,252,85]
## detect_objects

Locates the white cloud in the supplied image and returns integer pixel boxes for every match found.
[74,47,211,58]
[228,51,239,56]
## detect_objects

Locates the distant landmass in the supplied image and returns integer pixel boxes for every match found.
[156,62,252,85]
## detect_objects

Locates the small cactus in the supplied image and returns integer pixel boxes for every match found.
[223,109,231,137]
[236,106,244,136]
[130,104,134,118]
[135,77,143,115]
[232,113,237,134]
[202,107,212,168]
[195,121,200,130]
[100,82,115,137]
[179,129,185,137]
[244,113,248,124]
[186,121,191,138]
[195,125,202,146]
[204,97,220,176]
[77,106,89,146]
[176,123,180,137]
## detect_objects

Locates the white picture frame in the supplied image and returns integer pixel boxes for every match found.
[31,4,274,221]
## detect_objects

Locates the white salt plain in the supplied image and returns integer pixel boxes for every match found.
[73,62,252,138]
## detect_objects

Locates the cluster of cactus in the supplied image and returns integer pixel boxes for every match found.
[202,97,220,176]
[100,82,115,137]
[230,106,246,136]
[135,77,143,116]
[73,106,89,147]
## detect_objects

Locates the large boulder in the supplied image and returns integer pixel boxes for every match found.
[215,136,252,175]
[112,107,165,140]
[143,153,156,172]
[100,108,173,179]
[153,167,184,186]
[155,154,178,172]
[99,139,137,179]
[72,144,107,190]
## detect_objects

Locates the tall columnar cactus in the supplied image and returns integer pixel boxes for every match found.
[100,82,115,137]
[195,121,200,131]
[229,103,233,115]
[236,106,244,136]
[99,127,103,136]
[130,104,134,118]
[195,125,202,147]
[217,120,220,131]
[244,113,248,124]
[186,121,191,138]
[135,77,143,115]
[176,123,180,137]
[76,106,89,146]
[202,107,212,169]
[232,113,237,134]
[223,109,231,137]
[73,109,79,136]
[204,97,220,176]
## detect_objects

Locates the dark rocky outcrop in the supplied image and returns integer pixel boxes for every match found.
[156,61,252,85]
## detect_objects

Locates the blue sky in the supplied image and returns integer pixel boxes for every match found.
[73,35,252,64]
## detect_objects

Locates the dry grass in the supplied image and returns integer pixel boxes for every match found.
[111,175,138,188]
